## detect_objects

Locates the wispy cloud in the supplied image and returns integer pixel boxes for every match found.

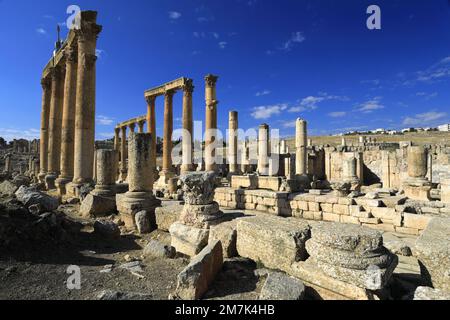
[96,115,115,126]
[290,93,348,112]
[168,11,181,20]
[36,28,46,35]
[255,90,271,97]
[416,91,438,100]
[279,32,305,51]
[0,128,40,142]
[402,111,448,126]
[218,41,227,49]
[251,104,288,119]
[357,97,384,113]
[328,111,347,118]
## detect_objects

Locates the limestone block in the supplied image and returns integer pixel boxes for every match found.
[155,204,183,231]
[308,202,320,212]
[175,240,223,300]
[338,197,354,206]
[394,226,419,236]
[179,202,222,228]
[359,217,381,225]
[310,222,383,253]
[370,207,397,220]
[208,220,238,258]
[320,203,333,212]
[403,213,432,230]
[323,212,340,222]
[333,204,350,215]
[80,194,116,218]
[341,215,361,225]
[297,201,309,211]
[169,222,210,257]
[231,175,257,189]
[414,218,450,291]
[259,272,305,300]
[362,223,396,232]
[236,215,311,273]
[0,180,18,196]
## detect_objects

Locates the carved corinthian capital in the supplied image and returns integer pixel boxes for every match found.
[204,74,218,88]
[41,76,51,91]
[184,79,195,95]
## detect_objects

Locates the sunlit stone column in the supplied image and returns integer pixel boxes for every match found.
[146,96,157,178]
[4,154,11,173]
[228,111,240,175]
[137,120,145,133]
[257,124,270,176]
[92,149,118,197]
[205,74,219,172]
[343,156,360,191]
[116,133,160,231]
[241,139,250,174]
[403,146,432,201]
[56,43,78,194]
[120,126,128,182]
[295,118,307,175]
[39,76,51,183]
[114,127,120,151]
[341,137,347,147]
[158,90,175,185]
[181,80,194,174]
[72,11,102,190]
[46,65,65,189]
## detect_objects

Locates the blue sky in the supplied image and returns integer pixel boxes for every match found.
[0,0,449,142]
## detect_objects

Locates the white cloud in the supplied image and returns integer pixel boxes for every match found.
[251,104,288,119]
[280,32,305,51]
[255,90,271,97]
[211,32,219,39]
[402,111,448,126]
[328,111,347,118]
[218,41,227,49]
[95,49,105,59]
[358,97,384,113]
[0,128,40,142]
[96,115,115,126]
[36,28,46,35]
[168,11,181,20]
[416,92,438,100]
[294,93,348,111]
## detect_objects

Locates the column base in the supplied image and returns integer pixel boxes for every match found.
[403,178,432,201]
[295,174,311,189]
[156,170,176,189]
[180,165,195,175]
[116,192,161,231]
[55,177,72,195]
[91,184,116,198]
[45,173,58,190]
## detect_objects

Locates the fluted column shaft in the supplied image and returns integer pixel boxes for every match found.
[39,77,52,182]
[114,127,120,151]
[162,90,174,174]
[258,124,270,176]
[228,111,239,174]
[72,11,102,185]
[205,74,219,172]
[146,96,157,175]
[120,126,127,181]
[296,118,307,175]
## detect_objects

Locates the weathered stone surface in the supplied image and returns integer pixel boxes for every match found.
[310,222,383,253]
[155,204,183,231]
[259,272,305,300]
[97,290,152,300]
[414,218,450,291]
[79,194,116,217]
[312,256,398,290]
[169,222,210,257]
[208,220,238,258]
[0,181,18,196]
[305,239,393,270]
[384,239,412,257]
[15,186,59,212]
[180,171,216,205]
[143,240,176,259]
[93,220,121,239]
[413,286,450,300]
[175,240,223,300]
[135,210,152,234]
[179,202,222,228]
[236,215,311,273]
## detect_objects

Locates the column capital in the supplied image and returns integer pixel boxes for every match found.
[50,65,64,81]
[75,18,102,43]
[183,79,195,94]
[115,127,120,134]
[128,122,136,131]
[204,74,218,88]
[64,43,78,64]
[120,125,127,133]
[145,95,156,105]
[165,89,176,98]
[137,119,146,126]
[41,76,51,90]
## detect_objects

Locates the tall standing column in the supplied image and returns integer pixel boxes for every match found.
[114,127,120,151]
[295,118,307,175]
[120,126,128,182]
[146,96,157,178]
[46,65,65,189]
[56,43,78,194]
[181,80,194,174]
[158,90,175,185]
[228,111,240,175]
[205,74,219,172]
[257,124,270,176]
[72,11,102,189]
[39,76,51,183]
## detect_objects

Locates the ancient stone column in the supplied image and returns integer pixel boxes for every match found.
[158,90,175,185]
[92,149,118,196]
[39,76,52,183]
[116,133,160,230]
[129,122,136,134]
[72,11,102,190]
[241,139,250,174]
[56,43,78,194]
[295,119,307,175]
[342,156,360,191]
[181,80,194,174]
[205,74,219,172]
[137,120,145,133]
[114,127,120,151]
[308,139,312,147]
[46,65,65,189]
[341,137,347,147]
[120,126,128,182]
[4,154,11,173]
[257,124,270,176]
[228,111,240,175]
[146,96,157,177]
[403,146,431,201]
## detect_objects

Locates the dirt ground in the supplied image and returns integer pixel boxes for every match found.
[0,203,266,300]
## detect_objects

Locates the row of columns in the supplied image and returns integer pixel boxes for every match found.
[38,11,101,194]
